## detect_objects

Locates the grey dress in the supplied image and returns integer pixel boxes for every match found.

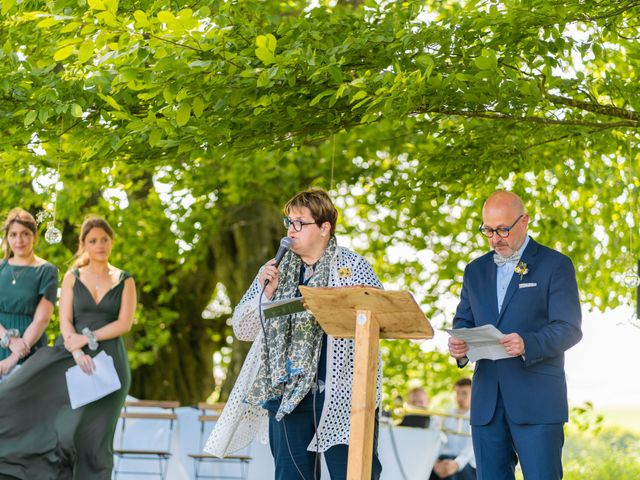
[0,269,132,479]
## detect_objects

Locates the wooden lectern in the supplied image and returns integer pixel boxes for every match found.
[299,285,433,480]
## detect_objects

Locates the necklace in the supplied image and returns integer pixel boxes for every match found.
[9,266,24,285]
[7,258,36,285]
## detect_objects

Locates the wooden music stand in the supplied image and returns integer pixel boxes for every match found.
[299,285,433,480]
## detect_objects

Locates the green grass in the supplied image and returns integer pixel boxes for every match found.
[599,407,640,433]
[513,422,640,480]
[563,426,640,480]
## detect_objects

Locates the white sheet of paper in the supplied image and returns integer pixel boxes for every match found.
[65,350,121,409]
[446,324,511,362]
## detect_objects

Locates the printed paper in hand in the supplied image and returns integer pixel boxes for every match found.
[446,324,510,362]
[65,350,121,409]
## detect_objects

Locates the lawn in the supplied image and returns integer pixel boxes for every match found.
[599,406,640,434]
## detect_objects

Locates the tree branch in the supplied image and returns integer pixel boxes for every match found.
[546,93,640,121]
[413,108,639,129]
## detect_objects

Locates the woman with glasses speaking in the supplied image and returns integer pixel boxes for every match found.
[206,187,383,479]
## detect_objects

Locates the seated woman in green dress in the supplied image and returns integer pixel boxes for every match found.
[0,216,136,479]
[0,208,58,380]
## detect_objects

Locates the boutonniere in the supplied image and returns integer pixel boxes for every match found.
[514,261,529,280]
[338,267,352,278]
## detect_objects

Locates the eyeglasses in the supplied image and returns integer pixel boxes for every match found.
[478,214,523,238]
[283,217,317,232]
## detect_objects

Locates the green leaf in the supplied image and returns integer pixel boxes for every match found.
[350,90,367,104]
[256,34,276,52]
[192,97,205,118]
[133,10,150,28]
[474,49,497,70]
[158,11,176,24]
[37,17,59,29]
[71,104,83,118]
[255,34,277,65]
[1,0,15,15]
[24,110,37,127]
[175,103,191,126]
[103,0,118,14]
[96,11,119,27]
[77,40,94,63]
[53,46,74,61]
[87,0,106,10]
[256,48,275,65]
[148,129,162,147]
[98,93,123,111]
[310,90,334,106]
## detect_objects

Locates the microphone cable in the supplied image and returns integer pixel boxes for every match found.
[387,419,409,480]
[258,281,315,480]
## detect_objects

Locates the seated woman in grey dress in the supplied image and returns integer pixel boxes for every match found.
[0,216,136,480]
[0,208,58,379]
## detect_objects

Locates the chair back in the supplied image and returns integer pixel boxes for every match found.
[113,399,180,480]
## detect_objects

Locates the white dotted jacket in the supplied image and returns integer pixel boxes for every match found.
[205,246,383,456]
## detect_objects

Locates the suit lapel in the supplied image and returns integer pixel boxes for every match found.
[487,256,499,321]
[496,238,539,325]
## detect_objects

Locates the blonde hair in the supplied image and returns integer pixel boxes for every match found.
[73,216,114,268]
[283,187,338,236]
[2,208,38,260]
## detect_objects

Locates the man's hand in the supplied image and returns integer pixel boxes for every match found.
[433,459,459,478]
[500,332,525,356]
[448,336,469,360]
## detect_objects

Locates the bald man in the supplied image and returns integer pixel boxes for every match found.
[448,191,582,480]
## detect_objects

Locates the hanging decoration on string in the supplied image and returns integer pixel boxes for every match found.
[36,155,63,244]
[35,196,62,244]
[42,122,65,245]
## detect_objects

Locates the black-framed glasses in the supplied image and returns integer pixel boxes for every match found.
[283,217,317,232]
[478,214,524,238]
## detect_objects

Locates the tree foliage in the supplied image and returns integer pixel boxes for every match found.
[1,0,638,403]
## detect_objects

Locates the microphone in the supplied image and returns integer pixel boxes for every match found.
[265,236,293,285]
[273,236,293,268]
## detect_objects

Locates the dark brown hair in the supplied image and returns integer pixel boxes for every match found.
[2,208,38,260]
[284,187,338,236]
[455,378,472,388]
[74,216,115,268]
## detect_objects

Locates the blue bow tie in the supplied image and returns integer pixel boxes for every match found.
[494,252,520,267]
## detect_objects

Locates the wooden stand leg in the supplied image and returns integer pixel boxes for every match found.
[346,310,380,480]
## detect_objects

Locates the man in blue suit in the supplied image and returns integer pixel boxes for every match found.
[448,191,582,480]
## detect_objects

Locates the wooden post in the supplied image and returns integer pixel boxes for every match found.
[346,310,380,480]
[298,286,433,479]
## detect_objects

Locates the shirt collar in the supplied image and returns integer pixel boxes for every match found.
[517,235,530,258]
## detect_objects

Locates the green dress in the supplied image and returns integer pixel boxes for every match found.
[0,269,132,480]
[0,261,58,363]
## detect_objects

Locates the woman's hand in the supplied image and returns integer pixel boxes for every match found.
[64,333,88,353]
[258,259,280,300]
[8,336,30,359]
[0,353,19,377]
[72,350,95,375]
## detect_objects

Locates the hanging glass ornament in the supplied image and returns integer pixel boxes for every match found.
[44,222,63,244]
[622,267,640,289]
[35,210,52,224]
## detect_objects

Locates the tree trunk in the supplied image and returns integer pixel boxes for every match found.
[129,200,283,405]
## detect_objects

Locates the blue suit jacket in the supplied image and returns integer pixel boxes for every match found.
[453,238,582,426]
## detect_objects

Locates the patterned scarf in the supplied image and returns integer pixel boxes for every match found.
[246,236,337,420]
